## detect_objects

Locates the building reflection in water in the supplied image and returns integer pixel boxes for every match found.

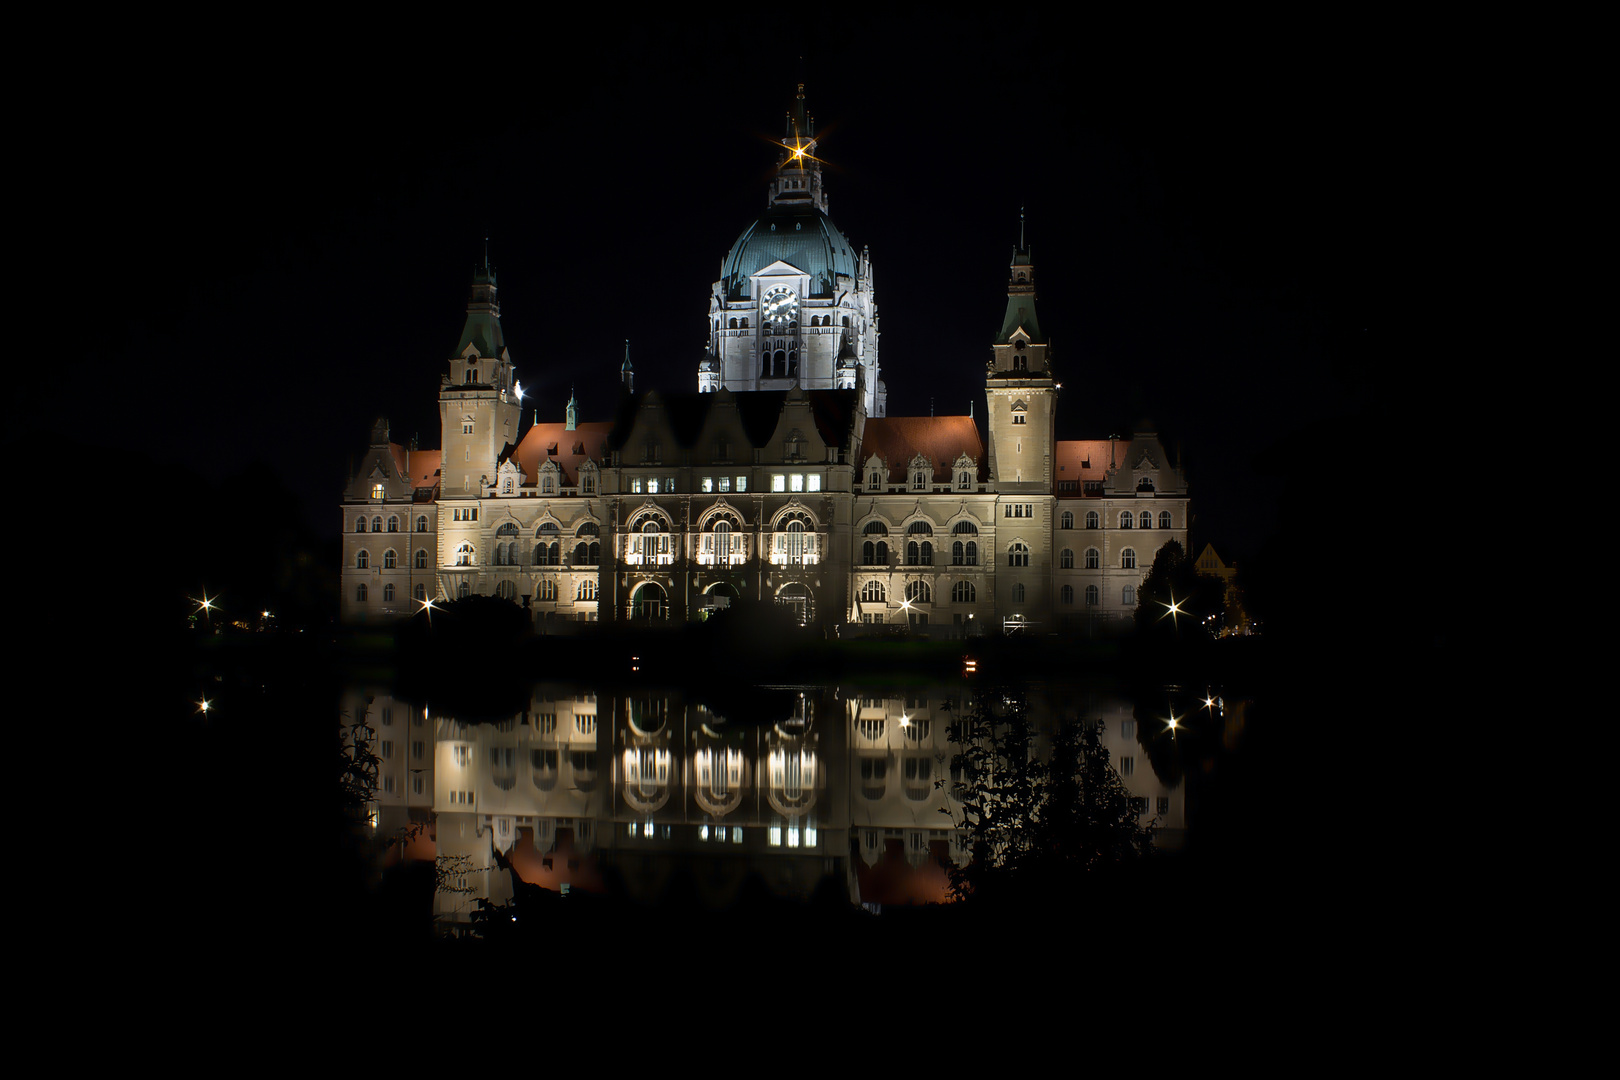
[343,680,1209,931]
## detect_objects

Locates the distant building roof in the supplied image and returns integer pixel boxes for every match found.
[1055,439,1125,494]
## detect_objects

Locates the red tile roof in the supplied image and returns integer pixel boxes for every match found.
[860,416,985,482]
[389,445,443,492]
[511,422,615,486]
[1054,439,1127,493]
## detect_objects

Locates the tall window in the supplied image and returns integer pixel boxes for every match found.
[387,516,399,532]
[1085,548,1100,570]
[952,580,976,603]
[1012,583,1025,602]
[356,517,367,533]
[785,520,806,564]
[1060,549,1074,569]
[356,584,368,601]
[1060,584,1074,605]
[356,550,369,569]
[1159,511,1172,529]
[714,520,732,564]
[414,584,426,602]
[383,550,397,569]
[1120,512,1133,529]
[416,516,428,532]
[1008,542,1029,567]
[455,543,474,567]
[1122,585,1136,606]
[415,549,428,569]
[1122,548,1137,570]
[1061,511,1073,529]
[905,580,931,604]
[1086,585,1099,606]
[1086,511,1099,529]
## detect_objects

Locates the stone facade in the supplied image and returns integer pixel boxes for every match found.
[340,92,1189,633]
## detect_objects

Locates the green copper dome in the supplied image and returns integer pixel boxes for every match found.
[721,208,856,302]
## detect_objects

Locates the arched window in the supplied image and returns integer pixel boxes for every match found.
[356,550,369,569]
[538,580,557,602]
[1122,585,1136,606]
[1061,511,1074,530]
[1120,512,1133,529]
[372,517,383,533]
[415,549,428,569]
[860,580,885,603]
[1061,585,1074,605]
[1008,542,1029,567]
[454,543,474,567]
[1085,548,1100,569]
[356,583,368,601]
[387,516,399,533]
[785,520,806,564]
[632,582,667,620]
[1012,583,1025,602]
[1086,585,1099,606]
[578,579,598,601]
[416,516,428,532]
[1086,511,1099,529]
[714,520,732,564]
[863,539,888,565]
[383,583,395,601]
[1060,548,1074,569]
[456,581,470,599]
[1159,511,1172,529]
[414,584,426,602]
[729,317,738,329]
[383,550,397,569]
[355,517,367,533]
[905,580,931,604]
[1122,548,1137,570]
[952,580,976,603]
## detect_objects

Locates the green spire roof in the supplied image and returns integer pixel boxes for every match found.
[456,260,505,357]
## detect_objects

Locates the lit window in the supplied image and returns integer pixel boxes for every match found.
[773,474,786,492]
[736,476,747,492]
[371,484,384,500]
[807,474,821,492]
[702,477,714,493]
[791,474,804,492]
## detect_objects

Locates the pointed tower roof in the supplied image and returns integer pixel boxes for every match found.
[996,209,1043,344]
[456,248,506,357]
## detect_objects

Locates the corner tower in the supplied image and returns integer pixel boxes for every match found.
[439,259,522,499]
[702,85,881,415]
[985,216,1057,491]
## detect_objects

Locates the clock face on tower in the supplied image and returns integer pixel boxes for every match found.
[763,286,798,329]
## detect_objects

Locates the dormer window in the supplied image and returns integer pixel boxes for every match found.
[465,368,476,384]
[371,484,384,501]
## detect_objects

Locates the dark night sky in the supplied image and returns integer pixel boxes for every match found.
[51,12,1427,569]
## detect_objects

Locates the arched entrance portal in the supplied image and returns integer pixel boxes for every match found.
[776,583,814,626]
[631,582,667,621]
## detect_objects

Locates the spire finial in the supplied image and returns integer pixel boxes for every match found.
[483,236,490,271]
[1019,208,1025,250]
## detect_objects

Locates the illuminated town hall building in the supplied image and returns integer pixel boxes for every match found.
[341,89,1189,634]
